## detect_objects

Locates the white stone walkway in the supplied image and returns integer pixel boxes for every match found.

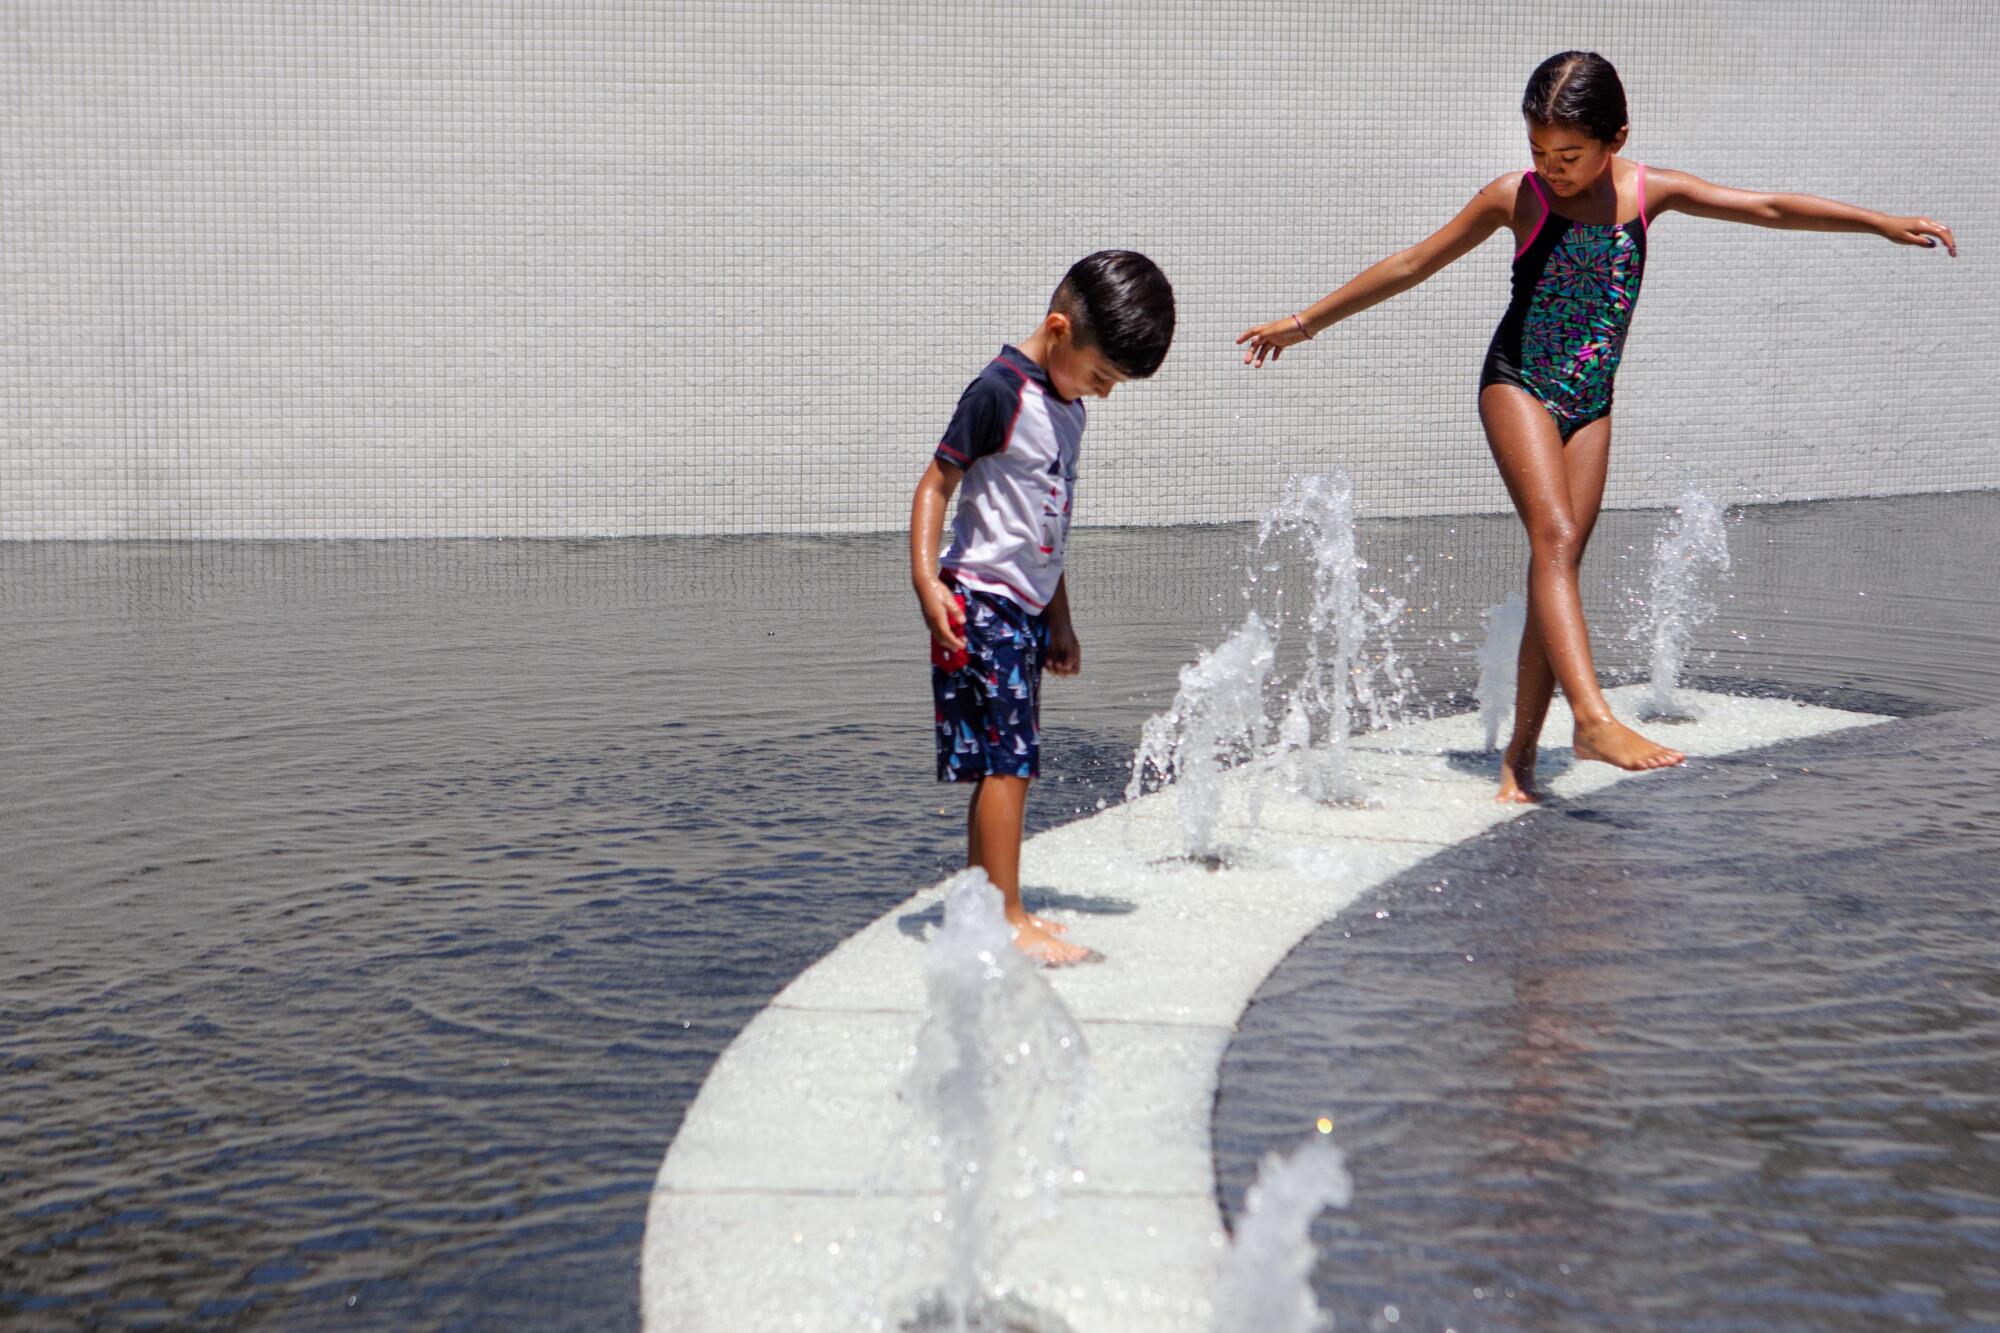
[641,687,1883,1331]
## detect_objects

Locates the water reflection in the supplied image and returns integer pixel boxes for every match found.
[3,493,1997,1326]
[1216,704,2000,1330]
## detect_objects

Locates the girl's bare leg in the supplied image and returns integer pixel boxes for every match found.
[1479,386,1684,799]
[1500,410,1608,800]
[1501,608,1559,802]
[967,776,1089,964]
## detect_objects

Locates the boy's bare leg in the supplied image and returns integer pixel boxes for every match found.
[968,775,1092,965]
[1480,389,1683,794]
[965,779,1066,935]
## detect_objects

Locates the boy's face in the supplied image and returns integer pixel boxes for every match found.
[1045,318,1132,402]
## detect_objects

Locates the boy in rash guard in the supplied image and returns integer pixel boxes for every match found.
[908,251,1175,965]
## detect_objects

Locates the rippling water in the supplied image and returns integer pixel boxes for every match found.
[2,492,1996,1327]
[1213,705,2000,1331]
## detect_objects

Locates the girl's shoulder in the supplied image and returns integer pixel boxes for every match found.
[1631,162,1691,194]
[1474,171,1537,217]
[1477,171,1545,224]
[1629,164,1713,217]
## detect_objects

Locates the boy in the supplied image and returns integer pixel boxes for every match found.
[908,251,1176,965]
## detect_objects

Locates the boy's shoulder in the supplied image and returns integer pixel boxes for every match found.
[959,344,1049,400]
[937,347,1072,470]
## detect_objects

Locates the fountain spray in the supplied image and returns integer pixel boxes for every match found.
[1631,487,1731,720]
[904,871,1091,1330]
[1211,1133,1354,1333]
[1475,593,1528,752]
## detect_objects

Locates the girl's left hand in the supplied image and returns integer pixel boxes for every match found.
[1884,216,1958,257]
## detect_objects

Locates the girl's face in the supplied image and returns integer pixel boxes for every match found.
[1526,118,1628,197]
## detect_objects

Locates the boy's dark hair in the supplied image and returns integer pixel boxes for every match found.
[1522,51,1627,144]
[1049,250,1175,379]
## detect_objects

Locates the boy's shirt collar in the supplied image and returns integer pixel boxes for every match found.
[998,344,1060,398]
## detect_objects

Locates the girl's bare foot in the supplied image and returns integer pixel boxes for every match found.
[1010,919,1096,966]
[1573,717,1685,771]
[1027,914,1068,935]
[1496,743,1544,803]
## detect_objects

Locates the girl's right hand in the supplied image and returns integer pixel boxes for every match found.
[1236,314,1315,368]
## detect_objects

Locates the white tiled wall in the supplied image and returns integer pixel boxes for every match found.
[2,2,1992,538]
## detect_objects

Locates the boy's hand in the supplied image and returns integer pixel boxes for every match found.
[1046,620,1081,676]
[917,577,965,652]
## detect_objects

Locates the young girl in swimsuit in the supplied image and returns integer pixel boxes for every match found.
[1238,50,1957,803]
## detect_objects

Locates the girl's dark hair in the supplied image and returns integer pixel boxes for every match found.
[1050,250,1176,379]
[1522,51,1627,143]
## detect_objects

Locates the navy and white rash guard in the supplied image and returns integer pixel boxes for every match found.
[934,345,1085,615]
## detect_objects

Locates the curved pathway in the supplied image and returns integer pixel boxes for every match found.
[641,686,1882,1331]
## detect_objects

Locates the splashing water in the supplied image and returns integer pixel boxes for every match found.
[1211,1135,1354,1333]
[1126,612,1275,863]
[1475,593,1527,752]
[1127,474,1409,845]
[1256,473,1408,803]
[904,871,1091,1330]
[1630,488,1731,721]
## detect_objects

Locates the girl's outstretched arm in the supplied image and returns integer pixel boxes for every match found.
[1239,174,1519,367]
[1647,169,1958,256]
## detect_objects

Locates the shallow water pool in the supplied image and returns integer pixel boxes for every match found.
[2,491,1996,1327]
[1215,702,2000,1330]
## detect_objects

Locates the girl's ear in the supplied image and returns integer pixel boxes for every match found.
[1609,125,1630,153]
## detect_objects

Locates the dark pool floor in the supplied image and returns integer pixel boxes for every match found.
[1214,701,2000,1332]
[2,491,1997,1328]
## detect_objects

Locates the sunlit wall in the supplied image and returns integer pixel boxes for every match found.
[3,2,1992,537]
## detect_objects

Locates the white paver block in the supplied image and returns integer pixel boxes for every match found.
[644,690,1886,1330]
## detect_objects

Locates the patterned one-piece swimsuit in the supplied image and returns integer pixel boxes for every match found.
[1481,166,1648,439]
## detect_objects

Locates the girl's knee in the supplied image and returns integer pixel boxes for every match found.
[1528,521,1584,567]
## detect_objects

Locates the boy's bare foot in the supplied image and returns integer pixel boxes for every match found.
[1496,743,1543,804]
[1573,717,1685,771]
[1010,918,1096,967]
[1027,914,1068,935]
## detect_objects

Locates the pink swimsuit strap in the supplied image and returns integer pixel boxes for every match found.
[1515,172,1553,260]
[1518,166,1651,253]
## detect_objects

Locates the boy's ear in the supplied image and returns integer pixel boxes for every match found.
[1041,310,1073,343]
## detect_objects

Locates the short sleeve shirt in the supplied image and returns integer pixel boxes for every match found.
[933,346,1086,614]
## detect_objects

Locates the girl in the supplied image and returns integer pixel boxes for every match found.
[1238,50,1956,803]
